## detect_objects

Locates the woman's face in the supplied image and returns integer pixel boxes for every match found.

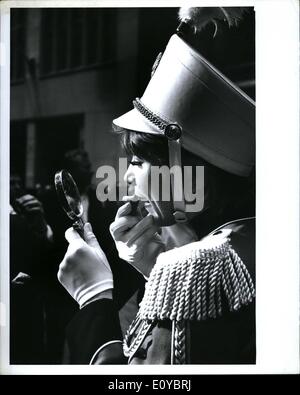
[121,132,208,226]
[123,155,177,226]
[124,155,151,201]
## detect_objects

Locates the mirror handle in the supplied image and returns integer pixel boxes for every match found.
[73,217,85,239]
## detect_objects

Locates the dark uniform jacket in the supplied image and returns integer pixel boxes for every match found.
[65,217,255,364]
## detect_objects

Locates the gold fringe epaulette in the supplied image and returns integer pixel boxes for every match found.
[138,232,255,322]
[123,231,255,362]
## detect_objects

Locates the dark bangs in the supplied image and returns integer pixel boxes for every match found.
[120,129,169,166]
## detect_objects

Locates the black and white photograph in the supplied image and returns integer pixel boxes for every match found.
[0,0,299,376]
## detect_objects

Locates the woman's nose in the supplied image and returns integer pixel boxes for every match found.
[124,165,135,185]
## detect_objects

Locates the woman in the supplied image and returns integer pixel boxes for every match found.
[58,7,256,364]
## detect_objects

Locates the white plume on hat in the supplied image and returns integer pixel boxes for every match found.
[178,7,248,33]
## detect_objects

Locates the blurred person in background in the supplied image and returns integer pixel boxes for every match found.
[10,174,53,363]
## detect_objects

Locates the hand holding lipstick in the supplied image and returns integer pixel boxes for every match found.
[109,196,165,279]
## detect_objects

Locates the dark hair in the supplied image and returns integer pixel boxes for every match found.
[121,130,169,166]
[120,129,255,235]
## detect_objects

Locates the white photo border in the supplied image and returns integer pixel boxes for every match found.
[0,0,299,375]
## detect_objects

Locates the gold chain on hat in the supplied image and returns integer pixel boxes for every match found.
[133,98,182,141]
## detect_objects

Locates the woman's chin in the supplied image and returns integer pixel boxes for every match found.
[144,200,176,227]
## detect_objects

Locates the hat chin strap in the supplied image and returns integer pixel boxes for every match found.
[133,97,187,224]
[168,139,187,223]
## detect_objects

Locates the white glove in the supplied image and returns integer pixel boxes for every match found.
[58,222,113,308]
[109,201,165,279]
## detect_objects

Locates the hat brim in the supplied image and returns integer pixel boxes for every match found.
[113,108,162,136]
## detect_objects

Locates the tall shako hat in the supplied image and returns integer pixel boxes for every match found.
[113,7,255,224]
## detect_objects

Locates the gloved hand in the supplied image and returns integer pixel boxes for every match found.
[15,194,53,241]
[109,201,165,279]
[58,222,113,308]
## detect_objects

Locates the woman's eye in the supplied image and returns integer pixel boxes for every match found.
[130,160,143,167]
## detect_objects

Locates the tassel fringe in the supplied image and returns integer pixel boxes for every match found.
[139,238,255,322]
[124,234,255,361]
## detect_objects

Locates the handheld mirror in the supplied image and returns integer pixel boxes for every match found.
[54,169,85,238]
